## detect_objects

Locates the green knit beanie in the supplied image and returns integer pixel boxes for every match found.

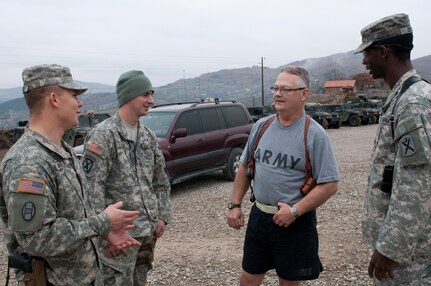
[116,70,154,107]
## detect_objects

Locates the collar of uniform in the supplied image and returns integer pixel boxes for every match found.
[382,69,417,112]
[112,112,130,141]
[113,112,147,144]
[26,128,71,159]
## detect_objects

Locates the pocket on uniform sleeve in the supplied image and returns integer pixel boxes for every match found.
[10,192,45,233]
[394,117,430,167]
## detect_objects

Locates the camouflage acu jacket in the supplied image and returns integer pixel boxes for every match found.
[0,129,110,285]
[82,113,171,238]
[362,69,431,264]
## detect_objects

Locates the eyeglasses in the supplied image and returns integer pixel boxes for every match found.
[270,86,306,94]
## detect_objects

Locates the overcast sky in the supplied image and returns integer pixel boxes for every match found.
[0,0,429,89]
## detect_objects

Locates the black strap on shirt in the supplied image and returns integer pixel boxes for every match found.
[247,114,313,201]
[389,76,425,140]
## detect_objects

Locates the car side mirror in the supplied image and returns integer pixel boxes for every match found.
[170,128,187,143]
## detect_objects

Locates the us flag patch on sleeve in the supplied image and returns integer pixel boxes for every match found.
[17,178,46,195]
[87,142,105,156]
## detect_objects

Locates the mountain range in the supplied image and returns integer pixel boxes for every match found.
[1,51,430,128]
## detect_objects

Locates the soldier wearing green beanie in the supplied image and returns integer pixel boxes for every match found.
[82,70,171,286]
[116,70,154,107]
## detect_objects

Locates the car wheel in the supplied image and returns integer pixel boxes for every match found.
[223,147,243,181]
[348,115,361,126]
[361,117,370,125]
[321,118,329,129]
[368,114,377,124]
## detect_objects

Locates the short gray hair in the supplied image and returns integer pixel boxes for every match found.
[279,66,310,88]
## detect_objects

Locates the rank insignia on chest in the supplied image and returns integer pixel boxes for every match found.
[87,142,105,156]
[17,178,46,195]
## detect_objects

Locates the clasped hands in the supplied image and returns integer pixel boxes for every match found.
[103,201,141,256]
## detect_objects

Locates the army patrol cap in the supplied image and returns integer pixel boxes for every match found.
[355,13,413,53]
[22,64,88,95]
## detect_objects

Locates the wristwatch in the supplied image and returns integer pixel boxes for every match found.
[290,205,299,219]
[228,203,241,209]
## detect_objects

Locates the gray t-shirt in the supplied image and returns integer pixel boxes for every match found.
[241,113,339,205]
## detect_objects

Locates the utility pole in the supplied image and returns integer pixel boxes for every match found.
[261,57,265,107]
[251,81,255,106]
[183,69,187,101]
[198,77,201,100]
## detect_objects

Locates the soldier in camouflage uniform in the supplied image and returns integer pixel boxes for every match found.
[356,14,431,285]
[0,64,141,286]
[82,70,171,286]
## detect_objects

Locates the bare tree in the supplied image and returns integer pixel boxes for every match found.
[351,73,387,90]
[325,69,346,81]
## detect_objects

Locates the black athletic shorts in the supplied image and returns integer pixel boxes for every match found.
[242,204,323,281]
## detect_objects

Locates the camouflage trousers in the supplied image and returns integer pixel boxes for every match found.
[100,237,156,286]
[372,261,431,286]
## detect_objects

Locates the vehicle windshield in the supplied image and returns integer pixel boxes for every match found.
[140,112,176,138]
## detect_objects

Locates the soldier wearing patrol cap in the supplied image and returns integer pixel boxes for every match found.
[357,14,431,285]
[0,64,141,286]
[82,70,171,286]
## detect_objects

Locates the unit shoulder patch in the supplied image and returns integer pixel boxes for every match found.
[22,202,36,221]
[10,192,45,232]
[400,135,416,157]
[82,155,95,173]
[395,117,430,167]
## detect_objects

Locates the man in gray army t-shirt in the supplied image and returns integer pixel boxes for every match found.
[227,66,339,286]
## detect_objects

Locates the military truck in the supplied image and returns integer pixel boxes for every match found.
[247,105,276,122]
[64,111,111,146]
[314,105,342,129]
[2,114,111,147]
[345,103,373,125]
[2,120,29,145]
[350,102,380,124]
[355,97,383,124]
[10,120,28,143]
[305,103,334,129]
[320,104,363,126]
[363,100,383,122]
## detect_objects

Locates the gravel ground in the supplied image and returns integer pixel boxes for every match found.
[0,124,378,286]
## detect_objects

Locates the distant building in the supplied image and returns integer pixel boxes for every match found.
[324,80,356,95]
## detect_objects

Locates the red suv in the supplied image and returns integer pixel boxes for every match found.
[140,100,253,184]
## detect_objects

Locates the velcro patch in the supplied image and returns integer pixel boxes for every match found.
[87,142,105,156]
[400,135,416,157]
[82,156,95,173]
[11,192,45,232]
[17,178,46,195]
